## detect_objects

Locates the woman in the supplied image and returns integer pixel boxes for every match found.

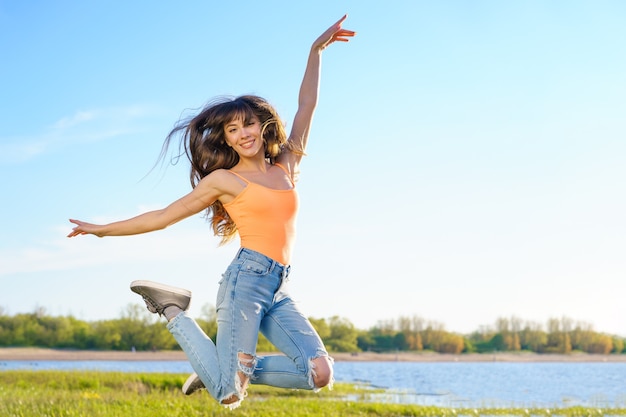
[68,16,355,409]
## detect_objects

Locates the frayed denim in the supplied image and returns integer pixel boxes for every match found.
[167,248,331,408]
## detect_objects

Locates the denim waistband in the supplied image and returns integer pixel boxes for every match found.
[235,247,291,279]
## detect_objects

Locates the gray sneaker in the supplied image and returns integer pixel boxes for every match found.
[182,372,205,395]
[130,280,191,316]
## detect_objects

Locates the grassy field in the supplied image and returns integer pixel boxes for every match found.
[0,370,624,417]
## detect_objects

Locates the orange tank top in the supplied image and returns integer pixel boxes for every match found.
[223,164,298,265]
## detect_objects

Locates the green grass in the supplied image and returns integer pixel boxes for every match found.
[0,370,624,416]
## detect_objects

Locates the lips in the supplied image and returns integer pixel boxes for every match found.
[239,139,256,149]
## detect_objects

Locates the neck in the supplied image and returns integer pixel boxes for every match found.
[234,156,270,173]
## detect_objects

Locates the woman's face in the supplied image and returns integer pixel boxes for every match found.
[223,116,263,158]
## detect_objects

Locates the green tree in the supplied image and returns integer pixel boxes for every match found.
[545,318,572,354]
[489,333,507,351]
[587,334,613,354]
[467,326,495,353]
[421,321,449,352]
[196,303,218,342]
[368,321,396,352]
[324,316,359,352]
[393,332,409,351]
[437,333,465,354]
[397,315,425,351]
[68,317,95,349]
[92,320,122,349]
[494,316,522,351]
[356,330,376,351]
[570,321,596,352]
[372,333,395,351]
[309,317,331,340]
[519,321,547,352]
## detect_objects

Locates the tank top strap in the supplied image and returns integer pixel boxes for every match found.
[227,170,250,184]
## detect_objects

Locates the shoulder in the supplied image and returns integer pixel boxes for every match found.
[203,168,234,182]
[197,169,236,189]
[198,169,245,203]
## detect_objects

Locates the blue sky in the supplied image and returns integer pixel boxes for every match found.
[1,1,625,336]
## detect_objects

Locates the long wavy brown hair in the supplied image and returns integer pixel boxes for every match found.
[161,95,290,244]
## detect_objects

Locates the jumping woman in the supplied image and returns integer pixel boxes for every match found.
[68,16,355,408]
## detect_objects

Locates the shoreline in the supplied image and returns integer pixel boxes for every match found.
[1,347,625,363]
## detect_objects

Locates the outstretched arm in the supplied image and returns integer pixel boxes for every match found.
[277,15,355,172]
[67,171,227,238]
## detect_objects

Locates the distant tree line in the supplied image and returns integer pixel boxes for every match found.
[466,316,624,355]
[0,306,623,355]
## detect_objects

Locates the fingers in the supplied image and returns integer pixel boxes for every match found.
[329,17,355,43]
[336,28,355,35]
[332,29,356,42]
[313,15,355,50]
[334,15,354,34]
[67,230,88,238]
[334,14,348,27]
[67,219,86,238]
[68,219,78,237]
[67,228,82,238]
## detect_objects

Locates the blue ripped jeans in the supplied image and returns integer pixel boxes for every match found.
[167,248,331,405]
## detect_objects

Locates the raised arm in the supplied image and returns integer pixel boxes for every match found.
[277,15,355,172]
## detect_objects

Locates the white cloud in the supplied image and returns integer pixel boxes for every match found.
[0,104,167,164]
[0,218,220,277]
[52,110,96,129]
[0,140,48,162]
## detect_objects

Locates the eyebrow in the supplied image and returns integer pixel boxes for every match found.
[225,121,242,128]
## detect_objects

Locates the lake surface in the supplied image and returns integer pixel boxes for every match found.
[2,360,625,408]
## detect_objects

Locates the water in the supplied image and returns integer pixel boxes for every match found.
[335,361,626,408]
[2,360,625,408]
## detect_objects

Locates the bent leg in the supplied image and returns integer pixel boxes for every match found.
[212,254,284,406]
[168,310,259,408]
[219,352,255,405]
[167,313,225,399]
[254,298,334,390]
[173,249,296,406]
[311,355,334,388]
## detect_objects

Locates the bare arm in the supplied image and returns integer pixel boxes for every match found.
[278,15,355,172]
[68,171,228,238]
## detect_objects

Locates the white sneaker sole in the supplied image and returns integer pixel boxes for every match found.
[182,372,204,395]
[130,280,192,298]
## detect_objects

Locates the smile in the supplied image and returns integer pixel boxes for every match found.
[240,139,256,149]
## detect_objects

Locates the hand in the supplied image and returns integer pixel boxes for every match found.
[312,15,355,52]
[67,219,104,238]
